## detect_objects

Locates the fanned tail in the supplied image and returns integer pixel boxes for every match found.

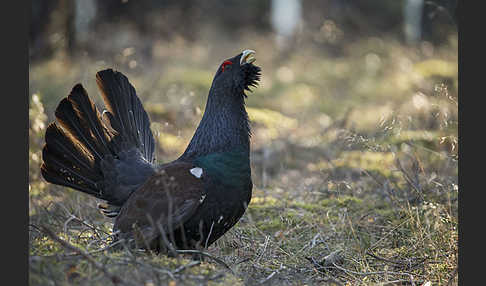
[96,69,155,163]
[41,70,156,209]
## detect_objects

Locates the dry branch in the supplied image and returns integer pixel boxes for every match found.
[175,249,234,274]
[39,225,134,286]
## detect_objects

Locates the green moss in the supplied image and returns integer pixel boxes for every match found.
[160,68,213,92]
[291,201,323,212]
[414,59,457,78]
[333,151,396,177]
[30,236,63,255]
[320,195,364,209]
[256,217,285,232]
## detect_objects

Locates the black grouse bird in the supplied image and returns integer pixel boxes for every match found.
[41,49,261,252]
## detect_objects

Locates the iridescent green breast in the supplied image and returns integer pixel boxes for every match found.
[194,148,251,189]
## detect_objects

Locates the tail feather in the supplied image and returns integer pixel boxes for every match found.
[41,71,156,209]
[42,85,115,199]
[68,84,114,156]
[96,69,155,163]
[44,122,98,175]
[55,97,105,162]
[41,145,101,197]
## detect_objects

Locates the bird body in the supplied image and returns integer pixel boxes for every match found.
[41,50,260,252]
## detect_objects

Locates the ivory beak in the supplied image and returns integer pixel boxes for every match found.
[240,49,256,65]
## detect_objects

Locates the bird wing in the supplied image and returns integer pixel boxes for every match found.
[113,161,206,248]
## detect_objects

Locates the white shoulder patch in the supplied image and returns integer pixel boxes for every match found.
[199,194,206,203]
[190,167,203,178]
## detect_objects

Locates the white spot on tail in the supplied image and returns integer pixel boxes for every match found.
[218,215,224,223]
[190,167,203,178]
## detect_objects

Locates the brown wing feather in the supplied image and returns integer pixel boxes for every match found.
[113,162,205,249]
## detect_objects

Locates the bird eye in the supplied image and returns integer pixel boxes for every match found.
[221,60,233,72]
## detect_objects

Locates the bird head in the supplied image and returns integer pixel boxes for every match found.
[210,49,261,98]
[180,50,261,159]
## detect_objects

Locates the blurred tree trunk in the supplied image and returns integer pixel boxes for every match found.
[30,0,56,60]
[404,0,424,44]
[74,0,97,52]
[55,0,75,57]
[271,0,302,51]
[421,0,457,44]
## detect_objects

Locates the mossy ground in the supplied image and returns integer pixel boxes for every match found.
[29,31,457,285]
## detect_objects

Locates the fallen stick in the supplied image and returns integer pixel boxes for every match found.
[39,225,134,286]
[175,249,234,274]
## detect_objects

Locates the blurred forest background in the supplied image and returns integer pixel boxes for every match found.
[29,1,458,285]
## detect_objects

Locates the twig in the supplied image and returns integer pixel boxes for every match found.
[405,141,455,161]
[258,264,284,285]
[205,221,215,249]
[378,279,416,286]
[258,271,277,284]
[296,233,323,255]
[359,169,401,209]
[366,252,427,270]
[331,262,419,282]
[317,277,344,286]
[256,235,270,263]
[111,257,176,280]
[175,249,234,274]
[446,267,458,286]
[84,239,125,255]
[173,260,201,274]
[30,239,125,260]
[396,158,425,202]
[233,257,251,266]
[366,218,411,252]
[39,225,133,286]
[62,213,110,238]
[151,215,179,257]
[28,223,43,235]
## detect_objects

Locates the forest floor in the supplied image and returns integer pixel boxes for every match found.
[29,32,458,285]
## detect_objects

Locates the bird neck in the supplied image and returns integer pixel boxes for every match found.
[179,89,251,161]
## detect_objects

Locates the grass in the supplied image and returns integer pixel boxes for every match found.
[29,30,457,285]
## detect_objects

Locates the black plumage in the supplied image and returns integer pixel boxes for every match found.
[41,50,261,252]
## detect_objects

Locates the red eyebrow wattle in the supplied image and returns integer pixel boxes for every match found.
[221,60,233,72]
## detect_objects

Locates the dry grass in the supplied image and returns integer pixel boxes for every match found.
[29,31,457,285]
